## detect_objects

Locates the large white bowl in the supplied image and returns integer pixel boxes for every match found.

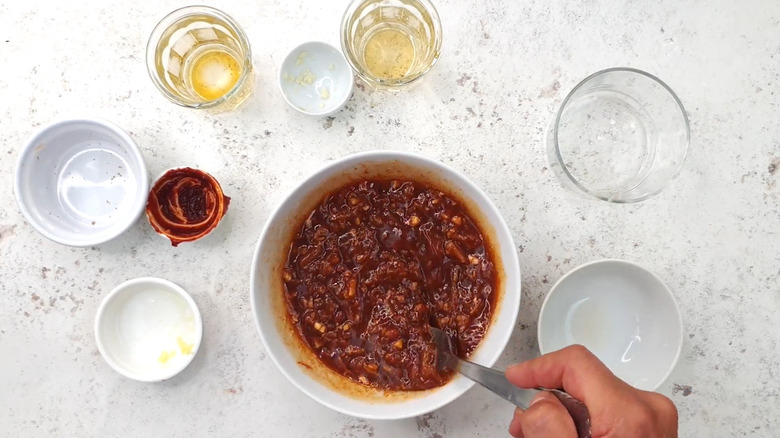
[538,259,683,390]
[250,151,521,419]
[14,118,149,246]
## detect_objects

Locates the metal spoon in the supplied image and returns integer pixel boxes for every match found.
[430,327,591,438]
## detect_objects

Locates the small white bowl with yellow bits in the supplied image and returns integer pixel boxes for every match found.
[95,277,202,382]
[279,41,354,116]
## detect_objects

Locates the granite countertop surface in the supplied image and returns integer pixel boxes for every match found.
[1,0,778,436]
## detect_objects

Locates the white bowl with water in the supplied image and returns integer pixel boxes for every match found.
[538,259,683,390]
[95,277,203,382]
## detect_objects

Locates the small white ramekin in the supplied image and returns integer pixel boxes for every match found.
[95,277,203,382]
[14,118,149,247]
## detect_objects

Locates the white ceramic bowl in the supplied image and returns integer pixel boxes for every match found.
[278,41,354,116]
[95,277,203,382]
[538,259,683,390]
[14,118,149,247]
[250,150,521,419]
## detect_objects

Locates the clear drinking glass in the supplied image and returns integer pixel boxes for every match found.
[340,0,442,90]
[551,68,690,203]
[146,6,253,110]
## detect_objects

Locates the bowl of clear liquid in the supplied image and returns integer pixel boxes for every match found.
[146,6,253,110]
[537,259,683,390]
[340,0,442,89]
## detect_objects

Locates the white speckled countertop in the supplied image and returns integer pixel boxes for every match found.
[1,0,779,436]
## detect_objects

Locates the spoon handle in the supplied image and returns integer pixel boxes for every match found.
[456,358,535,407]
[455,358,591,438]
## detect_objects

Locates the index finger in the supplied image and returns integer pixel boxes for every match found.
[504,345,623,404]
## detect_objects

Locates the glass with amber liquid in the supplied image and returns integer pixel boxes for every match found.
[341,0,442,89]
[146,6,253,110]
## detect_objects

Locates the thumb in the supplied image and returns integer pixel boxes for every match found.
[509,391,577,438]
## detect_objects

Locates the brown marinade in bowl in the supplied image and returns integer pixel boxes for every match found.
[282,179,497,391]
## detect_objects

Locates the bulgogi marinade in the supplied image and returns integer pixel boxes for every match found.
[283,179,497,390]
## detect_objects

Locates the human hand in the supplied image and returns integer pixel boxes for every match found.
[505,345,678,438]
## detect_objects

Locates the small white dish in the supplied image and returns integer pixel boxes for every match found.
[279,41,354,116]
[95,277,203,382]
[14,118,149,247]
[538,259,682,391]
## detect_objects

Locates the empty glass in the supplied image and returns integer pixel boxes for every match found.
[551,68,690,203]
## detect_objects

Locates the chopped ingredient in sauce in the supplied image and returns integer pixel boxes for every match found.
[283,179,497,391]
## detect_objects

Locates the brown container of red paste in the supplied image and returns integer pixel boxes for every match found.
[145,167,230,246]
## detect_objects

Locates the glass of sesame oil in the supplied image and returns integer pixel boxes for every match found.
[341,0,442,90]
[146,6,253,110]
